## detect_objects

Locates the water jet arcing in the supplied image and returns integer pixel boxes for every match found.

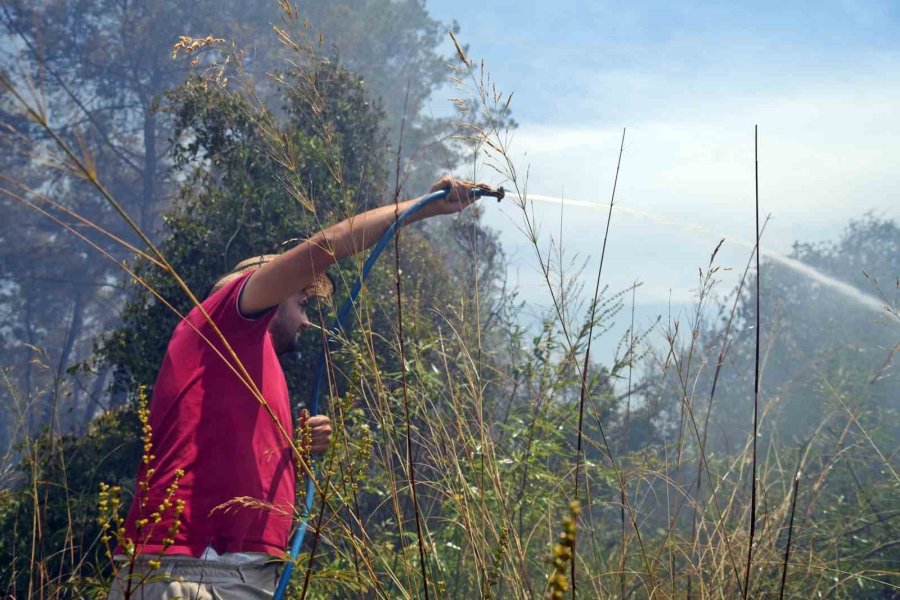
[517,193,886,314]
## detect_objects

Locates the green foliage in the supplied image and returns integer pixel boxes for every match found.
[0,402,140,594]
[0,0,488,441]
[101,56,390,396]
[704,215,899,448]
[1,33,504,593]
[632,215,900,597]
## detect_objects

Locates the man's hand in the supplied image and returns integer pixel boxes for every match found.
[307,415,332,455]
[424,175,486,217]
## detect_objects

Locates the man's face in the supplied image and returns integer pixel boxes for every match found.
[268,292,315,355]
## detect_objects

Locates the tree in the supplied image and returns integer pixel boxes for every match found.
[0,0,277,440]
[1,0,510,438]
[702,215,899,450]
[630,216,900,595]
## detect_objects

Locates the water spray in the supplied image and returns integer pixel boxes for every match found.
[519,193,885,313]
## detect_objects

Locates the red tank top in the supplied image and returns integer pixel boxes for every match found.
[121,272,295,556]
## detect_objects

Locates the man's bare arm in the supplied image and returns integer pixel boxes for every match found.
[239,176,481,315]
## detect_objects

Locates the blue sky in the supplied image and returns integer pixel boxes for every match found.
[431,1,899,123]
[426,1,900,362]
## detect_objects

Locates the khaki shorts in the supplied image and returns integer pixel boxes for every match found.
[107,556,280,600]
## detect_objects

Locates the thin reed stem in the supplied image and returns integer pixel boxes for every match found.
[620,283,636,600]
[572,127,626,597]
[779,461,802,599]
[743,124,761,599]
[391,83,430,600]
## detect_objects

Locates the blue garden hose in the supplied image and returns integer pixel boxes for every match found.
[274,185,503,599]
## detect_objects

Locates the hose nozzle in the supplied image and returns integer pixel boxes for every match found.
[475,185,505,202]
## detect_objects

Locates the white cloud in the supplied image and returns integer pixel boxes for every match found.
[489,70,900,237]
[478,69,900,331]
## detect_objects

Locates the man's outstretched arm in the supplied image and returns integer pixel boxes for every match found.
[238,175,483,315]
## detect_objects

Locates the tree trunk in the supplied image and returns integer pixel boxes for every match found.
[54,291,86,432]
[140,104,157,231]
[80,366,111,428]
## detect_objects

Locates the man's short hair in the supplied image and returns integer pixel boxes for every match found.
[210,254,335,300]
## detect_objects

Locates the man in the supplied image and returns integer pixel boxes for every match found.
[109,176,484,599]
